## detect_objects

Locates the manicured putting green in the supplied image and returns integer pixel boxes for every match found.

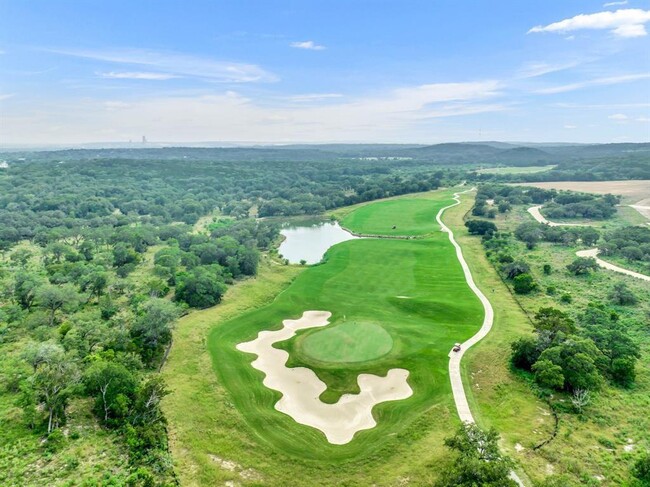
[340,197,449,236]
[299,321,393,363]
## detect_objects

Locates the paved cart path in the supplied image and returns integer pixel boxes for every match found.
[437,189,525,487]
[527,205,589,227]
[577,248,650,282]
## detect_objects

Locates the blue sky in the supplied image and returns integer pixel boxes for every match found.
[0,0,649,145]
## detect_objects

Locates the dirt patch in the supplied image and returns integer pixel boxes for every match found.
[514,180,650,204]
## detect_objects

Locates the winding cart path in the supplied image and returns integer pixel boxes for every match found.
[437,189,525,487]
[576,248,650,282]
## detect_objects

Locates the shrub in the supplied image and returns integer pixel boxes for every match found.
[567,257,599,275]
[513,273,537,294]
[560,293,572,303]
[608,282,637,306]
[465,220,497,236]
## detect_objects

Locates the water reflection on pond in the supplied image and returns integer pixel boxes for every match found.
[278,220,358,264]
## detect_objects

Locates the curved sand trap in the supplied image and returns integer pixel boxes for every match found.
[236,310,412,445]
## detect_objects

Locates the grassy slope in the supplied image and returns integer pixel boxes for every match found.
[466,203,650,485]
[161,256,303,486]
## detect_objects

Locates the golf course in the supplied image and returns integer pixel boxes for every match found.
[207,189,484,460]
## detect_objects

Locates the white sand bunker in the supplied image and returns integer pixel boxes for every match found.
[236,310,413,445]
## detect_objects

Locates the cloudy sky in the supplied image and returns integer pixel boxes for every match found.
[0,0,649,145]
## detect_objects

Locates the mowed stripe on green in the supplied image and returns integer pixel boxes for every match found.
[208,192,484,460]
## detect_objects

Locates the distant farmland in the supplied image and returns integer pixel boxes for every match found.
[514,180,650,204]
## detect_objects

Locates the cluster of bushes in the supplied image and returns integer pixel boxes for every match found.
[514,221,600,249]
[511,304,640,397]
[543,193,619,220]
[2,280,178,483]
[600,226,650,267]
[472,184,556,219]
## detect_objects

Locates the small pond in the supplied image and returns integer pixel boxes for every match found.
[278,220,358,264]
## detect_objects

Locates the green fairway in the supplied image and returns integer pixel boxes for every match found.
[339,197,450,236]
[298,321,394,363]
[208,189,484,462]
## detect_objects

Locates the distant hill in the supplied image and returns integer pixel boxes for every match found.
[1,142,648,169]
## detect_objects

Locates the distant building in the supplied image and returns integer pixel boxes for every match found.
[142,136,147,144]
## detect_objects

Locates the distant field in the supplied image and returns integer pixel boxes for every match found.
[476,164,556,175]
[514,180,650,204]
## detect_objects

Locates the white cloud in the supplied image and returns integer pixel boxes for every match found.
[98,71,179,80]
[103,101,132,110]
[290,41,326,50]
[518,60,582,78]
[1,80,504,143]
[285,93,343,102]
[0,93,14,101]
[564,124,577,129]
[608,113,628,120]
[528,9,650,38]
[536,73,650,94]
[636,117,650,122]
[47,47,277,82]
[603,1,628,7]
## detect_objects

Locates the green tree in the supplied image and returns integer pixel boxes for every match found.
[84,361,137,423]
[112,242,140,267]
[533,307,576,340]
[580,227,600,246]
[510,336,541,370]
[513,273,536,294]
[435,423,516,487]
[567,257,599,275]
[35,284,80,326]
[82,270,109,300]
[532,359,564,389]
[30,355,80,432]
[632,453,650,486]
[131,298,179,364]
[608,282,637,305]
[611,357,636,388]
[175,266,227,308]
[502,261,530,280]
[14,271,41,310]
